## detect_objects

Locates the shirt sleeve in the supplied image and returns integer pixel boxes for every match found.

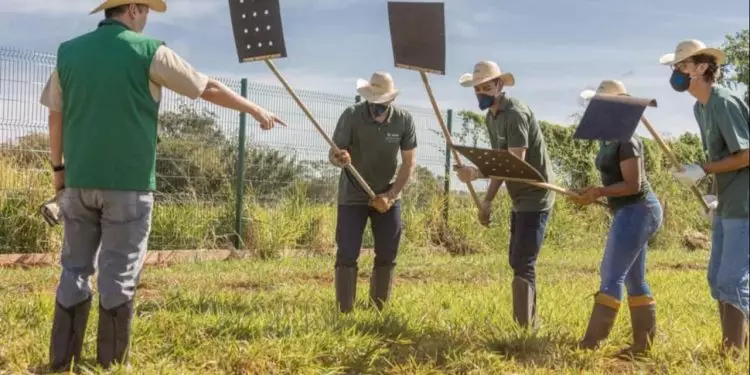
[716,96,750,154]
[506,110,529,149]
[400,113,417,151]
[149,45,209,99]
[618,138,641,161]
[39,69,62,112]
[331,108,354,150]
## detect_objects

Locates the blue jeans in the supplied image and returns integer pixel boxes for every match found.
[335,200,402,268]
[708,216,750,318]
[599,192,663,301]
[56,188,154,310]
[508,210,551,287]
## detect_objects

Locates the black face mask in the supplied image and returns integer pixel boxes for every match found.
[477,94,495,110]
[670,69,691,92]
[370,103,389,117]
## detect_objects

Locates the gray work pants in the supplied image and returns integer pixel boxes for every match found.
[55,188,154,310]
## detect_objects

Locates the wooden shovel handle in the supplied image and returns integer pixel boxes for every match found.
[640,115,709,210]
[264,59,377,200]
[419,71,483,211]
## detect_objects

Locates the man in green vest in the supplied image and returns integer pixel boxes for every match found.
[39,1,285,371]
[329,72,417,313]
[659,39,749,355]
[454,61,556,329]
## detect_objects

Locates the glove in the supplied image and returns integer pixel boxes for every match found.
[369,196,393,214]
[478,199,491,226]
[671,163,706,187]
[703,194,718,222]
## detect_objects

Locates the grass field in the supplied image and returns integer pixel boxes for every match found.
[1,245,748,374]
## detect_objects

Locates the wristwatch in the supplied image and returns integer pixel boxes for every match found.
[52,164,65,172]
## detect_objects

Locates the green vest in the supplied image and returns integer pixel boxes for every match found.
[57,19,164,191]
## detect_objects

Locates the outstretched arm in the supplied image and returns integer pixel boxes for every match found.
[149,46,285,129]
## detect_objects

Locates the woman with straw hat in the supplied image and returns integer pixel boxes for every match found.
[569,80,664,358]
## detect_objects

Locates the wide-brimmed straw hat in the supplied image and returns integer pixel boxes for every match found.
[356,72,399,104]
[458,61,515,88]
[90,0,167,15]
[658,39,726,65]
[580,79,628,100]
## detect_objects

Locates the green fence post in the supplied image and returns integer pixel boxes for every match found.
[443,109,453,222]
[234,78,248,250]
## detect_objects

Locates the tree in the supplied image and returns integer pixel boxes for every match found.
[719,29,749,105]
[155,105,304,201]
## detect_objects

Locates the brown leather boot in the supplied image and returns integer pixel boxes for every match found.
[721,302,748,356]
[512,277,536,329]
[335,266,357,313]
[618,296,656,358]
[579,292,620,350]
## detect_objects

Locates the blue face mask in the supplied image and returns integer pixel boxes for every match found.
[669,69,691,92]
[370,103,389,117]
[477,94,495,110]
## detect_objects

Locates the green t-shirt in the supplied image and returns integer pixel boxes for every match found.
[485,96,555,212]
[595,137,652,211]
[693,86,750,218]
[57,19,163,191]
[332,102,417,205]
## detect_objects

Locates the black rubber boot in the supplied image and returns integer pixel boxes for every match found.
[369,265,394,311]
[618,298,656,358]
[721,302,748,356]
[335,266,357,313]
[511,277,536,328]
[49,296,92,372]
[96,300,134,370]
[579,292,620,350]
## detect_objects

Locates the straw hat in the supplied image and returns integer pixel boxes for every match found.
[580,79,628,100]
[459,61,515,88]
[90,0,167,15]
[659,39,726,65]
[356,72,399,104]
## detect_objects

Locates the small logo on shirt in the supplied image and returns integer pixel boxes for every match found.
[385,133,401,143]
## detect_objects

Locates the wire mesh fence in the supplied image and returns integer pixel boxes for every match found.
[0,46,474,253]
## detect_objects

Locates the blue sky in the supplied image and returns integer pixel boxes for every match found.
[0,0,748,187]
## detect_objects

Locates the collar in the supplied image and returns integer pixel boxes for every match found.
[361,102,394,125]
[98,18,132,31]
[489,94,511,118]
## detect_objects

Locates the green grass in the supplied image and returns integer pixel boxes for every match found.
[1,246,747,374]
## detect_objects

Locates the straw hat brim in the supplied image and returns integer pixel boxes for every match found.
[459,72,515,88]
[90,0,167,15]
[579,90,630,100]
[659,47,726,65]
[356,78,399,104]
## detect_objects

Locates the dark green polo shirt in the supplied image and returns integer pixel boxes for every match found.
[332,102,418,205]
[485,96,555,212]
[595,137,652,211]
[693,86,749,218]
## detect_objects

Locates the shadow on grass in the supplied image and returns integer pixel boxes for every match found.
[26,358,104,375]
[328,309,471,373]
[484,330,580,365]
